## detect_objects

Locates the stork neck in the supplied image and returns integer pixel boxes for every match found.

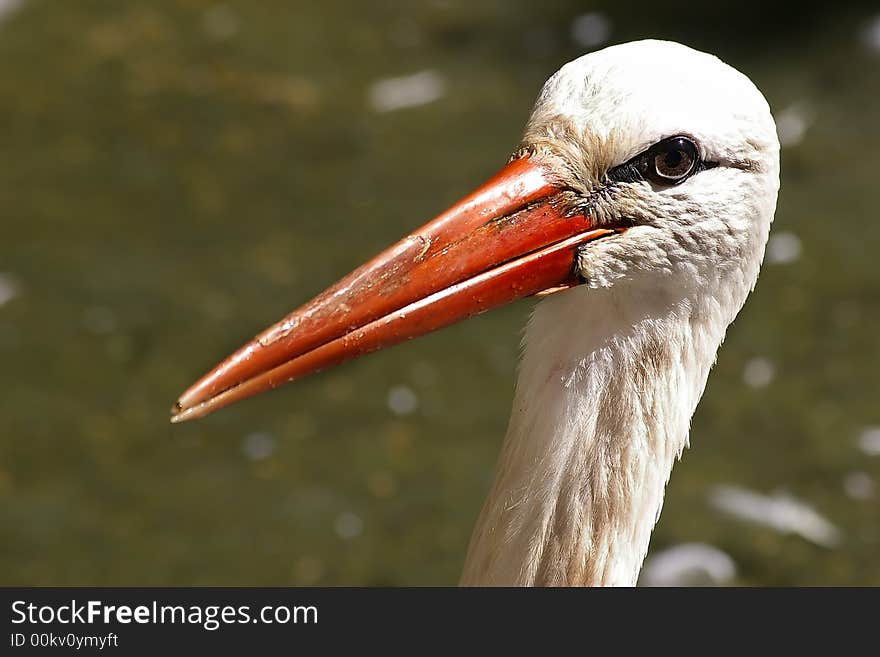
[460,285,728,586]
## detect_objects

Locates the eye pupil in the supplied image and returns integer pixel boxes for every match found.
[664,151,682,169]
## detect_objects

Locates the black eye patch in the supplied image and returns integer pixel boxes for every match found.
[607,136,718,186]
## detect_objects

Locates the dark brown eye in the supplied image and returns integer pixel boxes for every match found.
[606,135,711,187]
[643,136,699,185]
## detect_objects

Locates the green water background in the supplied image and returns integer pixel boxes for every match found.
[1,0,879,585]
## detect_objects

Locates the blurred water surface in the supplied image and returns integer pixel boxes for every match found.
[1,0,878,585]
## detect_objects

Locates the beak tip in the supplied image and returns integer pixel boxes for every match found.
[169,400,189,424]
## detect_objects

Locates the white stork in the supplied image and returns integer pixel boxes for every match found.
[172,40,780,586]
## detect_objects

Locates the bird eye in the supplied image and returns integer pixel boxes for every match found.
[606,135,711,187]
[642,136,699,185]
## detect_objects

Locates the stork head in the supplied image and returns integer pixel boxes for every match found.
[523,40,779,314]
[172,40,779,423]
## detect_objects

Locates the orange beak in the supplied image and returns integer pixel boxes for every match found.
[171,155,616,423]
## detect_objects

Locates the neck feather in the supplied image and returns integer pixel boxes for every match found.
[460,283,731,586]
